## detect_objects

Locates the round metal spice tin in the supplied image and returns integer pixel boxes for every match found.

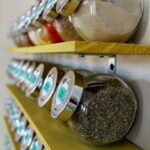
[29,136,43,150]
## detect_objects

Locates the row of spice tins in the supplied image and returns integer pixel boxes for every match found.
[5,98,44,150]
[7,58,138,145]
[9,0,143,47]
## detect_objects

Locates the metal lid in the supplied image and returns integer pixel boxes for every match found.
[14,60,25,82]
[38,67,58,107]
[17,61,30,87]
[26,64,44,97]
[21,125,34,150]
[21,62,36,91]
[15,117,27,142]
[32,0,47,28]
[51,71,83,122]
[56,0,81,16]
[25,6,38,31]
[29,136,43,150]
[42,0,58,23]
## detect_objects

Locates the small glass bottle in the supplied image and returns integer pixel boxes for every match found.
[51,71,137,145]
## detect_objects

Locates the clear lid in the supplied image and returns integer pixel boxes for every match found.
[42,0,58,23]
[56,0,81,16]
[26,64,44,97]
[21,125,34,150]
[29,136,43,150]
[51,71,83,121]
[38,67,58,107]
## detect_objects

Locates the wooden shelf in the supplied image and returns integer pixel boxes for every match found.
[7,41,150,55]
[6,84,141,150]
[4,116,20,150]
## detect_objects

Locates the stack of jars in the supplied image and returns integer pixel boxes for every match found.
[7,58,138,145]
[5,98,44,150]
[9,0,143,47]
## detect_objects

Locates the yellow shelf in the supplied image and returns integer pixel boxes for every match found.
[4,116,20,150]
[6,84,140,150]
[7,41,150,55]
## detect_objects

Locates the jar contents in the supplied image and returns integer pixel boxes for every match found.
[56,0,143,42]
[51,71,137,145]
[53,16,82,41]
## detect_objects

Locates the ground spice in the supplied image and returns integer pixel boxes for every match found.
[71,78,137,145]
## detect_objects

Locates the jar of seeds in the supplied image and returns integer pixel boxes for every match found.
[51,71,137,145]
[56,0,143,42]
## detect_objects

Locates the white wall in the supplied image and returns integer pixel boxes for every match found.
[0,0,150,150]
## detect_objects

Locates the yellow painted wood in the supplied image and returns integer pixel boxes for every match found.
[6,84,141,150]
[4,116,20,150]
[7,41,150,55]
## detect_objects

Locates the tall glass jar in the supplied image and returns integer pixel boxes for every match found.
[51,71,137,145]
[56,0,143,42]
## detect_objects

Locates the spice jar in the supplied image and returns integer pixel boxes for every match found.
[26,63,52,99]
[15,117,28,142]
[14,60,25,83]
[56,0,143,42]
[17,61,30,87]
[38,67,65,109]
[42,0,82,42]
[21,62,37,92]
[51,71,137,145]
[21,125,34,150]
[29,136,43,150]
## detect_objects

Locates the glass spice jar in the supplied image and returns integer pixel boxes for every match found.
[42,0,82,42]
[56,0,143,42]
[21,125,34,150]
[51,71,137,145]
[21,62,37,92]
[38,67,65,109]
[15,117,28,142]
[25,63,53,99]
[29,136,43,150]
[17,61,30,87]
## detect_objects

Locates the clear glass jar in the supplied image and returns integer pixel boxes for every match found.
[29,136,43,150]
[51,71,137,145]
[42,0,82,42]
[56,0,143,42]
[21,62,37,92]
[15,117,27,142]
[38,67,65,109]
[21,125,34,150]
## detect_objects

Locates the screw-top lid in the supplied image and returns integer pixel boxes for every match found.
[21,62,36,91]
[32,0,47,28]
[17,61,30,87]
[26,64,44,97]
[29,136,43,150]
[38,67,58,107]
[42,0,58,23]
[15,117,27,142]
[51,71,83,122]
[21,125,34,150]
[56,0,81,16]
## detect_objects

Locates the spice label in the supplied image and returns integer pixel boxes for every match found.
[30,142,38,150]
[56,84,68,105]
[26,72,30,79]
[43,81,51,93]
[31,74,38,85]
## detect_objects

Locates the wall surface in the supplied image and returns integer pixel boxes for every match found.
[0,0,150,150]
